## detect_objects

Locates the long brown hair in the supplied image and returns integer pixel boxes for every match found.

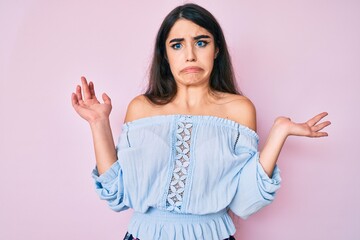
[145,3,241,105]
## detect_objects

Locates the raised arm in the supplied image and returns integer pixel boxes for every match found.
[227,97,331,178]
[71,76,116,174]
[260,112,331,177]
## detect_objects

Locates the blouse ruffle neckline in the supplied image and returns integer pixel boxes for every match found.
[122,114,259,139]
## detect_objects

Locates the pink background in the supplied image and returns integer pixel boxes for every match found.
[1,0,359,239]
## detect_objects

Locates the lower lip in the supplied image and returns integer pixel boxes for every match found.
[182,67,202,73]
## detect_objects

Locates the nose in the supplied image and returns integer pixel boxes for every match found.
[185,46,196,62]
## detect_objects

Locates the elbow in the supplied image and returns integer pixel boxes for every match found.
[96,189,128,212]
[231,199,272,220]
[108,195,129,212]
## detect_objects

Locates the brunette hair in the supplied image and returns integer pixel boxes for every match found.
[144,3,241,105]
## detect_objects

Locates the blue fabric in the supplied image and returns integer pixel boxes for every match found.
[92,115,281,239]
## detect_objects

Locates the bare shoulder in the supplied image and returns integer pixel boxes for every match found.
[221,93,257,131]
[124,94,154,123]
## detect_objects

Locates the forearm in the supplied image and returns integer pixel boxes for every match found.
[90,119,117,175]
[259,118,289,178]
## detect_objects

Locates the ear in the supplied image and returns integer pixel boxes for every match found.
[214,48,219,59]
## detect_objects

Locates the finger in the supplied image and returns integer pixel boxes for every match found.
[76,85,84,103]
[312,121,331,132]
[307,112,328,126]
[81,76,92,100]
[102,93,112,105]
[89,81,96,98]
[311,131,328,138]
[71,93,80,110]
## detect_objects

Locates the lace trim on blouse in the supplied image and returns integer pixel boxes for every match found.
[166,116,193,212]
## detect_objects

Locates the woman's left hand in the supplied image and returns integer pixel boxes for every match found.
[275,112,331,138]
[259,112,331,177]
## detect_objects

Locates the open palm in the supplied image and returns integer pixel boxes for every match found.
[276,112,331,138]
[71,76,112,124]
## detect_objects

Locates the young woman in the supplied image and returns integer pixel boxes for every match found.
[71,3,330,240]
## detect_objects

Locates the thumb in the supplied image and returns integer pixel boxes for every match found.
[102,93,112,105]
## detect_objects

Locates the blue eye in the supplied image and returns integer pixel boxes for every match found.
[196,40,208,47]
[171,43,182,50]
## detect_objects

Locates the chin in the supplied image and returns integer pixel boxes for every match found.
[178,79,210,87]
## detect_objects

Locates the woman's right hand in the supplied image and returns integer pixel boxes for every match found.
[71,76,112,124]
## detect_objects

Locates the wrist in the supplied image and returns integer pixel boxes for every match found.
[89,117,111,129]
[272,117,291,138]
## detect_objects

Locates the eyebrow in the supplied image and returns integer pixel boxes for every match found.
[169,34,211,43]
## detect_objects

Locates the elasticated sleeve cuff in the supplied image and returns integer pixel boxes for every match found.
[92,161,121,186]
[229,152,281,219]
[257,160,281,200]
[91,161,128,212]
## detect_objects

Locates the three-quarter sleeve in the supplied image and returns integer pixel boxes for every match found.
[91,128,131,212]
[229,131,281,219]
[92,161,129,212]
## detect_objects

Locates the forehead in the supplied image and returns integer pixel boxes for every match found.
[166,19,213,42]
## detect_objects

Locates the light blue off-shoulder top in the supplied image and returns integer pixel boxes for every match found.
[92,115,281,240]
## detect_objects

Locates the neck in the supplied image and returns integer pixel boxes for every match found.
[171,84,218,112]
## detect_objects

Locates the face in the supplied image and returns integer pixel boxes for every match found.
[165,19,218,87]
